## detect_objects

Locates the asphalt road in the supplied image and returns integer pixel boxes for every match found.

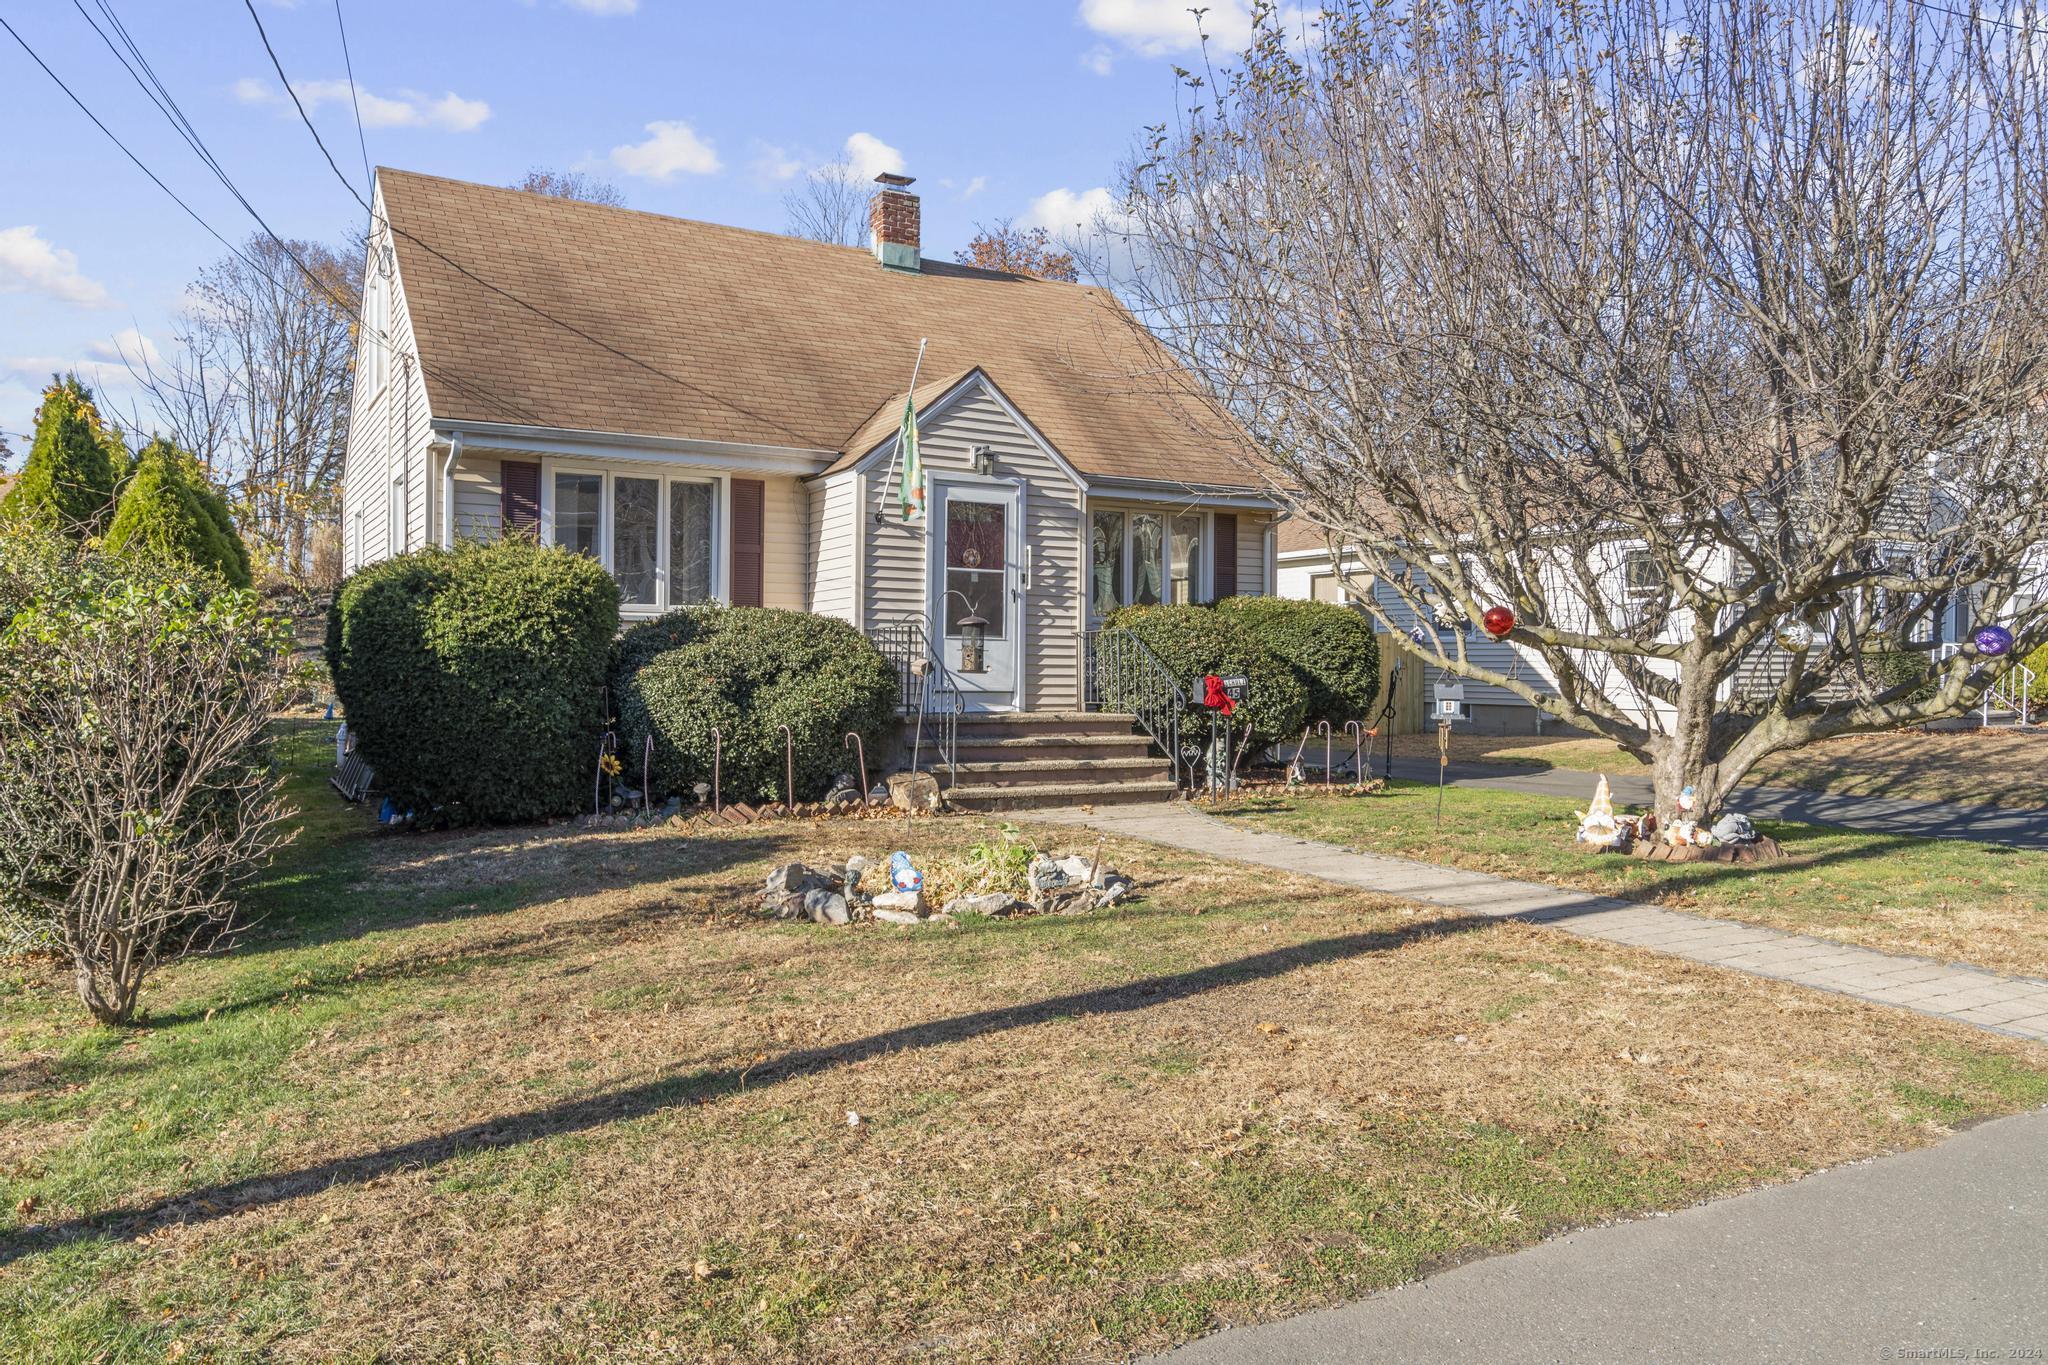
[1156,1105,2048,1364]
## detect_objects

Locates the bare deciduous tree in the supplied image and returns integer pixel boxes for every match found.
[122,311,235,480]
[0,534,292,1024]
[784,156,868,246]
[955,218,1080,281]
[1116,0,2048,822]
[139,236,359,585]
[512,168,627,207]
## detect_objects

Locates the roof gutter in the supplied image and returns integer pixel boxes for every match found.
[433,418,835,476]
[1083,476,1279,511]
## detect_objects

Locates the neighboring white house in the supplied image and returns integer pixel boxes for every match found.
[1277,505,2008,734]
[339,168,1280,716]
[1276,519,1562,734]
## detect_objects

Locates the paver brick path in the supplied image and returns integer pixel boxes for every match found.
[1036,802,2048,1043]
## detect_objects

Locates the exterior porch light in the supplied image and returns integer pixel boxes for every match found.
[970,444,997,477]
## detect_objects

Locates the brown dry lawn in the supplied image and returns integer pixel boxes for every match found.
[1386,727,2048,810]
[4,725,2045,1361]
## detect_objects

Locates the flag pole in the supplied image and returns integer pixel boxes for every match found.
[906,336,928,398]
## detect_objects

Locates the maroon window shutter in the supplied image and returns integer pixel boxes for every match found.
[500,460,540,540]
[1212,513,1238,599]
[729,478,764,607]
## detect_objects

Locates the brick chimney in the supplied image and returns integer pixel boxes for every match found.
[869,173,921,272]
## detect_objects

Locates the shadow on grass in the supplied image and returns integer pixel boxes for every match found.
[0,915,1492,1268]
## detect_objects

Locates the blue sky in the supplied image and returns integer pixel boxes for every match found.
[0,0,1252,462]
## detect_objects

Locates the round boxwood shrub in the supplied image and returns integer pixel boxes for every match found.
[2023,639,2048,706]
[614,606,897,805]
[1105,603,1308,747]
[326,539,621,823]
[1215,595,1380,727]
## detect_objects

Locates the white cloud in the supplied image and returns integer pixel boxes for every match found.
[564,0,637,12]
[1023,186,1124,234]
[1077,0,1253,56]
[89,327,161,372]
[234,76,491,132]
[610,120,722,180]
[843,132,905,182]
[1080,44,1116,76]
[961,175,988,200]
[0,226,112,308]
[748,142,804,185]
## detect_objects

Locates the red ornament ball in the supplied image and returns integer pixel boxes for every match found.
[1481,605,1516,638]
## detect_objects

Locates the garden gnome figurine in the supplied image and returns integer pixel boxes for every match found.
[1574,775,1623,848]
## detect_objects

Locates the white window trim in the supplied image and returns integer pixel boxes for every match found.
[539,459,729,615]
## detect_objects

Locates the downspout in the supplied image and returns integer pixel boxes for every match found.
[439,431,464,549]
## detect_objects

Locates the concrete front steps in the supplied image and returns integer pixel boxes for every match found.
[936,711,1180,812]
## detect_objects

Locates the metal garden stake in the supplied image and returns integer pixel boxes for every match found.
[779,724,796,812]
[642,733,654,815]
[1317,719,1333,792]
[1345,720,1363,786]
[843,732,869,807]
[710,725,723,814]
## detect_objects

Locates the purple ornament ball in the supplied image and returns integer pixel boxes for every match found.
[1974,625,2014,657]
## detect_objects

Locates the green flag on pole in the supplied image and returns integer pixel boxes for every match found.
[896,392,924,522]
[896,338,927,522]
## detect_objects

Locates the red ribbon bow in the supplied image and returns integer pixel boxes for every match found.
[1201,674,1235,715]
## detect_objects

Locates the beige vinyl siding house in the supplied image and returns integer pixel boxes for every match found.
[339,167,1281,713]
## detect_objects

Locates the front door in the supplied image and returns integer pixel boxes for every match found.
[930,477,1024,710]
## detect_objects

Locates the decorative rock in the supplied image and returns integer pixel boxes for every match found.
[867,782,890,804]
[803,888,851,925]
[825,787,862,813]
[764,863,811,897]
[887,770,944,813]
[1094,877,1135,909]
[1055,854,1104,887]
[1027,854,1067,893]
[873,908,922,926]
[943,892,1024,918]
[871,888,924,915]
[844,854,869,897]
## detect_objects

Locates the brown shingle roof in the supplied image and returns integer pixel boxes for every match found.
[379,168,1259,488]
[832,366,979,475]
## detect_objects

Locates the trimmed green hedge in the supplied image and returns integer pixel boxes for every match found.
[1216,595,1380,726]
[326,539,621,823]
[613,607,897,804]
[1106,603,1308,746]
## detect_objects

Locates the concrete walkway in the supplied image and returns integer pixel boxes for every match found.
[1380,757,2048,851]
[1035,803,2048,1042]
[1155,1103,2048,1363]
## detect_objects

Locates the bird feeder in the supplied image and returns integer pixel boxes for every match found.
[958,610,990,673]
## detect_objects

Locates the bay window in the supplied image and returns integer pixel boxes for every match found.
[1091,507,1208,617]
[550,467,720,610]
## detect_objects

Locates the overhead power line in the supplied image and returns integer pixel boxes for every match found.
[4,7,547,425]
[332,0,374,196]
[239,0,817,447]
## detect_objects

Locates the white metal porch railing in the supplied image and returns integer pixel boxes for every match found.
[1935,643,2036,726]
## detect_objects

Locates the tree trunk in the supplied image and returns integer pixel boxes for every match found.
[1647,669,1732,831]
[74,955,139,1026]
